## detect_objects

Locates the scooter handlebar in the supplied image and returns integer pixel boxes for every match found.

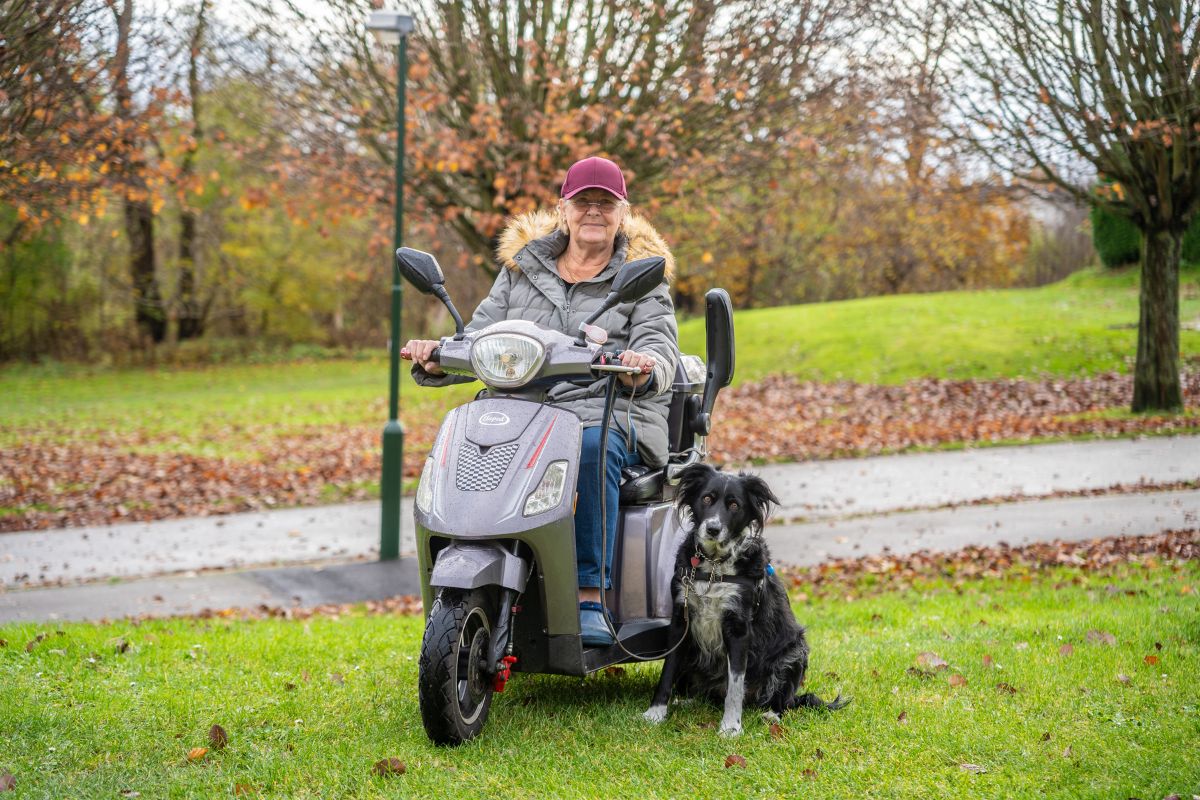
[593,350,651,375]
[399,345,441,362]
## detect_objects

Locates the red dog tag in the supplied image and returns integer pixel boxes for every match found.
[690,556,700,568]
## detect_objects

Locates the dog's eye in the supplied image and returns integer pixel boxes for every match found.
[728,500,739,510]
[702,495,714,506]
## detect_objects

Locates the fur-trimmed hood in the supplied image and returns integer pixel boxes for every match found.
[494,209,675,280]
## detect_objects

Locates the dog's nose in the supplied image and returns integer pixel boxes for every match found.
[701,518,722,534]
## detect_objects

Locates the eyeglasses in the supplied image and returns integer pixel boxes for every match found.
[567,198,622,213]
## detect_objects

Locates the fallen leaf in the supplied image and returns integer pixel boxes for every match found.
[1062,745,1073,759]
[0,639,7,648]
[186,747,208,762]
[0,773,14,792]
[1014,641,1029,650]
[1155,641,1163,651]
[119,791,139,798]
[302,670,311,683]
[907,667,936,680]
[948,674,968,687]
[330,673,344,686]
[208,724,228,749]
[802,768,817,778]
[995,682,1018,694]
[1144,654,1159,666]
[960,763,987,774]
[604,666,626,677]
[814,748,825,759]
[697,721,717,730]
[897,711,908,724]
[1117,673,1131,684]
[1059,643,1074,656]
[284,682,297,691]
[724,754,746,769]
[982,654,994,668]
[233,783,255,796]
[1040,732,1051,742]
[372,758,406,776]
[769,723,784,739]
[114,638,130,654]
[915,652,948,670]
[1086,630,1116,646]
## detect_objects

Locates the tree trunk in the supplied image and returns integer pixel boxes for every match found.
[177,211,205,340]
[126,198,165,343]
[1131,228,1182,412]
[177,0,208,342]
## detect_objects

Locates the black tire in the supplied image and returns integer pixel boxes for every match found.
[418,588,497,745]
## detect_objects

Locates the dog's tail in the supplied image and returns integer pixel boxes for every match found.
[790,692,850,712]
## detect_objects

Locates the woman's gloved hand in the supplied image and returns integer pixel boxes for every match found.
[403,339,444,376]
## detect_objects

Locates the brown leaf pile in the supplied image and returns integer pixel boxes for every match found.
[710,370,1199,465]
[2,371,1195,532]
[786,528,1200,596]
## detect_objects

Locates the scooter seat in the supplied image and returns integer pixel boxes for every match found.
[619,465,665,504]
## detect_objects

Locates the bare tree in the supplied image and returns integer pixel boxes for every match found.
[111,0,166,344]
[272,0,861,272]
[176,0,211,341]
[956,0,1199,411]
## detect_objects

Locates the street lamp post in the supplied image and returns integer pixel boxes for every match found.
[368,8,414,562]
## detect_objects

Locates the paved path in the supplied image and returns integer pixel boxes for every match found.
[1,435,1197,623]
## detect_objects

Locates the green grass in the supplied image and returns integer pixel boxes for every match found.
[2,561,1197,797]
[1,266,1196,458]
[676,264,1200,384]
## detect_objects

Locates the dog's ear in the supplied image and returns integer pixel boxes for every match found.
[675,463,715,507]
[740,473,780,527]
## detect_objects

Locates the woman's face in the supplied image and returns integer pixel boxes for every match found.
[560,189,626,249]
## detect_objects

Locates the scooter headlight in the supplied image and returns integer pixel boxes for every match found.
[524,460,568,516]
[470,333,545,388]
[416,457,435,513]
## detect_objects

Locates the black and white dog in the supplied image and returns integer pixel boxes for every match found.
[642,464,847,736]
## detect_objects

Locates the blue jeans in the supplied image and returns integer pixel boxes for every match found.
[575,425,641,590]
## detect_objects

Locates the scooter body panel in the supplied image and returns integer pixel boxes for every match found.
[415,398,584,640]
[429,543,529,593]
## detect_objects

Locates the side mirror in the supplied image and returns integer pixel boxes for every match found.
[576,256,667,344]
[696,288,734,434]
[611,256,667,303]
[395,247,465,338]
[395,247,445,295]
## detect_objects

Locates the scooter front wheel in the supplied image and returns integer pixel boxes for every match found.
[418,587,497,745]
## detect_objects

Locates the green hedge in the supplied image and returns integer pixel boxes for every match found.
[1092,204,1200,267]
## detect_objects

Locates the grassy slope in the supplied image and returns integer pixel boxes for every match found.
[1,562,1196,798]
[1,266,1196,453]
[677,264,1200,385]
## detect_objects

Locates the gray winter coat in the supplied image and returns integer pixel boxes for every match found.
[412,210,680,467]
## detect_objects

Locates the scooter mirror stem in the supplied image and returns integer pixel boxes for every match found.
[575,291,620,346]
[432,285,466,339]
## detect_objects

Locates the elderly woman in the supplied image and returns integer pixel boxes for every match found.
[404,156,680,646]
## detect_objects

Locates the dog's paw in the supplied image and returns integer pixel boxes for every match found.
[642,705,668,724]
[719,721,743,737]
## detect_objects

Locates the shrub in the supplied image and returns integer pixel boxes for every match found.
[1091,204,1200,267]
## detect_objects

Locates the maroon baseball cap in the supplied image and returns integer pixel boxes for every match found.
[560,156,627,200]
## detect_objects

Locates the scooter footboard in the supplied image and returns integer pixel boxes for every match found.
[430,544,529,593]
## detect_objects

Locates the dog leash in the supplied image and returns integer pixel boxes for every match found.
[684,545,771,616]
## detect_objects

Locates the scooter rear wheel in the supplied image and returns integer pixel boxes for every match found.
[418,588,497,745]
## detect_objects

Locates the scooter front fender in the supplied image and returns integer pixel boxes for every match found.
[430,543,529,594]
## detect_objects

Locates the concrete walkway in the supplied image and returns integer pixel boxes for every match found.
[1,435,1197,623]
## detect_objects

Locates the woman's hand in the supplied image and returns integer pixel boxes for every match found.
[403,339,444,376]
[618,349,656,390]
